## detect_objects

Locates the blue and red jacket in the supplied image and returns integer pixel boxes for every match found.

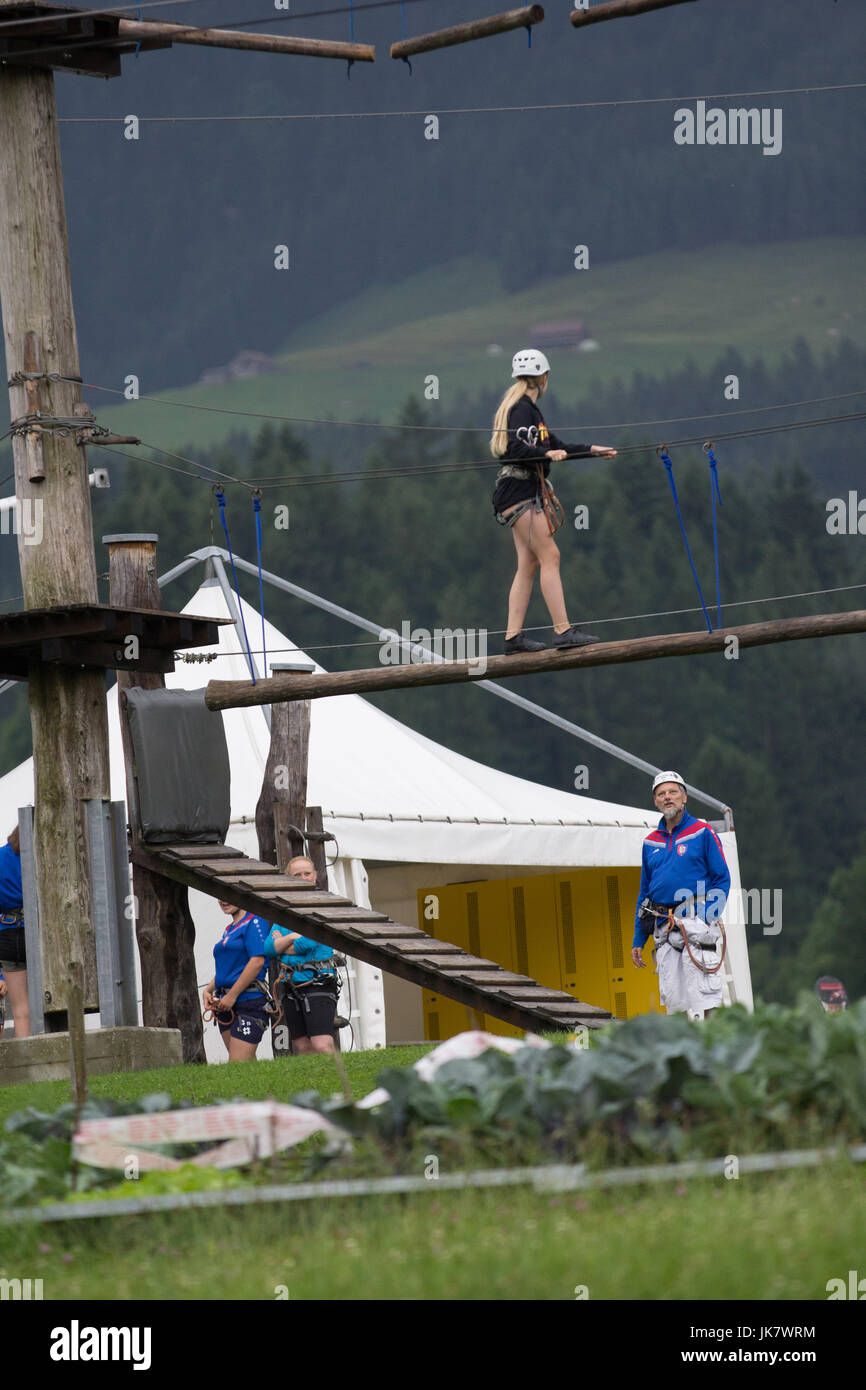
[633,810,730,948]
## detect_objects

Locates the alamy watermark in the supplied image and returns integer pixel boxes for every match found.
[379,622,488,676]
[1,1276,43,1300]
[674,881,782,935]
[0,498,43,546]
[674,101,782,157]
[826,491,865,534]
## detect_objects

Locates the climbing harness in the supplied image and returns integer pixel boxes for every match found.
[494,495,541,528]
[253,976,282,1021]
[203,991,233,1027]
[492,467,564,534]
[639,899,727,975]
[536,460,565,534]
[278,956,340,998]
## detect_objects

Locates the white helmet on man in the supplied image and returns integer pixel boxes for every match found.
[512,348,551,379]
[652,770,687,793]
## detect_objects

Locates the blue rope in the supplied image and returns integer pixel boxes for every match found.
[252,492,268,679]
[135,3,142,59]
[526,24,532,47]
[706,444,723,629]
[400,0,412,73]
[214,488,256,683]
[347,0,355,78]
[659,450,713,634]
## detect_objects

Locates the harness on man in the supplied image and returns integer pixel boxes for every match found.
[0,911,23,926]
[638,898,727,975]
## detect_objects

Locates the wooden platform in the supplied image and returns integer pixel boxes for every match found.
[0,603,230,680]
[0,3,170,79]
[133,842,612,1035]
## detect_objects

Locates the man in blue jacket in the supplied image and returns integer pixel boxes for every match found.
[631,771,730,1018]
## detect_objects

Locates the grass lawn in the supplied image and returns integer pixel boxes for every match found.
[0,1046,433,1131]
[1,1164,862,1300]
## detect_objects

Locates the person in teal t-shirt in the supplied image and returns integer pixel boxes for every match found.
[264,923,339,1054]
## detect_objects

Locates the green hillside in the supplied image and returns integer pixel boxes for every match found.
[60,236,865,458]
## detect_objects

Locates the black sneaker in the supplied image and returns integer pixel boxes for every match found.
[551,625,600,649]
[504,632,547,654]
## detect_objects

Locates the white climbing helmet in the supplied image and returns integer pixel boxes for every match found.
[652,770,687,793]
[512,348,551,379]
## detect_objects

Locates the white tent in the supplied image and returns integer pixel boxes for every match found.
[0,578,752,1056]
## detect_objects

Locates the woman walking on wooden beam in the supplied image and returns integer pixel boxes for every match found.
[491,349,616,653]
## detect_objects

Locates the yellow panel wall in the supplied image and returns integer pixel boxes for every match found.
[418,868,661,1040]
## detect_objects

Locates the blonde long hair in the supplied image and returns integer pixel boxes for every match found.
[490,376,545,457]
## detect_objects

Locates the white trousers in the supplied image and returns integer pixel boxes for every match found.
[656,922,724,1015]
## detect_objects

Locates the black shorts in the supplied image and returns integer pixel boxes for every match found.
[281,983,339,1040]
[0,925,26,970]
[217,997,269,1045]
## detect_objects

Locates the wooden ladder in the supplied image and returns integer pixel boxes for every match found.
[133,842,612,1035]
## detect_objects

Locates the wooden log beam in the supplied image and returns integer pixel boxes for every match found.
[255,676,310,872]
[205,611,866,711]
[117,18,375,63]
[391,6,544,60]
[570,0,698,28]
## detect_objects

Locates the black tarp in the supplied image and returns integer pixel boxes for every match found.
[125,688,231,844]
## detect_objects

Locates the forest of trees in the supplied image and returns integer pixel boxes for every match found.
[24,0,863,396]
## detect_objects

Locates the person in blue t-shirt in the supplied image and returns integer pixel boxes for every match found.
[202,900,271,1060]
[0,826,29,1038]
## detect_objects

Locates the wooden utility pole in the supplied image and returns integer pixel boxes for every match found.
[0,25,109,1026]
[255,683,311,872]
[106,534,205,1064]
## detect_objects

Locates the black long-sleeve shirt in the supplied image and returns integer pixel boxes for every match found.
[492,396,592,512]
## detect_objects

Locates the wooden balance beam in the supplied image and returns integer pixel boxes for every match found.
[391,7,544,61]
[134,843,611,1035]
[205,611,866,711]
[570,0,699,28]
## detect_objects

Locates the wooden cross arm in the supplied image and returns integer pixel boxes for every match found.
[570,0,699,28]
[117,19,375,63]
[392,7,544,61]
